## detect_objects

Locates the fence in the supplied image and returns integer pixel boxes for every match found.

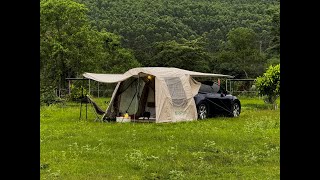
[58,78,259,98]
[225,79,258,96]
[55,78,117,98]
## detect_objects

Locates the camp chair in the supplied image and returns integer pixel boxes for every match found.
[85,95,107,122]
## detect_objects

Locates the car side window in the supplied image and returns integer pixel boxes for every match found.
[211,83,220,93]
[199,84,213,93]
[199,82,221,93]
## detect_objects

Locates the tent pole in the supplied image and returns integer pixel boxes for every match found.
[134,73,140,122]
[137,74,140,119]
[88,79,91,96]
[86,101,88,120]
[86,79,89,120]
[98,82,99,98]
[133,80,136,122]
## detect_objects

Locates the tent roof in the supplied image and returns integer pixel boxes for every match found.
[83,67,234,83]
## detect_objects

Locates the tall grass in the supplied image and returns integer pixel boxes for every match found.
[40,97,279,179]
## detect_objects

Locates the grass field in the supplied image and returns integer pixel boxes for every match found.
[40,97,280,179]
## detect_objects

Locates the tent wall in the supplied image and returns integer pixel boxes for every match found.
[155,75,201,123]
[104,82,121,119]
[104,74,201,123]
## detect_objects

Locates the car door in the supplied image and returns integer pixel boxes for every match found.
[204,83,225,114]
[206,93,224,113]
[217,92,232,114]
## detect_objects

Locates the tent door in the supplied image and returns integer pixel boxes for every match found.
[136,77,156,119]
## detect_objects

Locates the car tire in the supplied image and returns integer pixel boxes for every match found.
[229,101,240,117]
[197,103,208,120]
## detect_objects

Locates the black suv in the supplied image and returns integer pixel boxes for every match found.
[194,81,241,119]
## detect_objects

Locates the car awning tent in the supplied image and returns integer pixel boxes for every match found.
[83,67,233,123]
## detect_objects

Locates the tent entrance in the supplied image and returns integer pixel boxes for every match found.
[111,75,156,121]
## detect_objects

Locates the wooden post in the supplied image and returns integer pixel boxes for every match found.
[225,79,228,92]
[79,87,83,120]
[59,84,61,98]
[68,80,71,95]
[85,79,88,120]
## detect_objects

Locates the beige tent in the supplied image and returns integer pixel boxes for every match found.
[83,67,233,123]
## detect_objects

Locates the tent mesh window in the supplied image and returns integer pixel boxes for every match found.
[164,77,187,107]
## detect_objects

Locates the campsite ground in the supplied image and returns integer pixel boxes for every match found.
[40,97,280,179]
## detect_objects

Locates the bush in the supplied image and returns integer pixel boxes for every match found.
[40,90,56,105]
[70,84,88,101]
[40,89,64,106]
[255,64,280,108]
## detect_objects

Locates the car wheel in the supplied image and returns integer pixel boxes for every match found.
[198,103,208,120]
[230,101,240,117]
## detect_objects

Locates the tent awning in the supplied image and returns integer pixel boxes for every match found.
[83,72,129,83]
[83,67,234,83]
[180,69,234,78]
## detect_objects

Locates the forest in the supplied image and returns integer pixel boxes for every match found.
[40,0,280,101]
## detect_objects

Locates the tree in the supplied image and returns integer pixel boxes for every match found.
[212,27,266,78]
[266,8,280,56]
[74,0,278,67]
[41,0,100,89]
[255,64,280,109]
[40,0,140,100]
[203,28,225,53]
[150,40,210,72]
[227,27,257,51]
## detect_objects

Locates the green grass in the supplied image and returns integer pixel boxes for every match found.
[40,97,280,179]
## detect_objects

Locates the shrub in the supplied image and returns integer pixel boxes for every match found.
[70,84,88,101]
[40,90,55,105]
[255,64,280,108]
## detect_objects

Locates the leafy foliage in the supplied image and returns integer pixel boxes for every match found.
[40,0,140,102]
[75,0,279,69]
[40,0,280,101]
[150,40,210,72]
[69,85,88,101]
[212,27,266,78]
[227,27,258,51]
[40,89,60,106]
[255,64,280,105]
[266,8,280,56]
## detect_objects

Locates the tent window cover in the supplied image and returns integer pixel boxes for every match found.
[164,77,187,107]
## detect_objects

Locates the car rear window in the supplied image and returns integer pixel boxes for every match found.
[199,83,220,93]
